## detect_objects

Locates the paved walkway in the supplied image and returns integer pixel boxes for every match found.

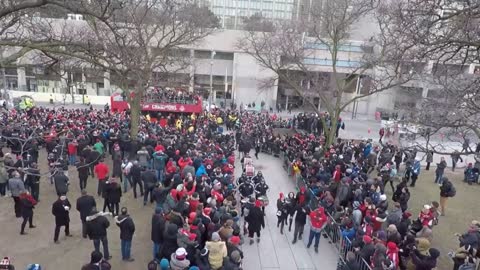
[238,153,338,270]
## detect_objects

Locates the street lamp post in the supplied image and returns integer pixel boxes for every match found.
[209,50,216,109]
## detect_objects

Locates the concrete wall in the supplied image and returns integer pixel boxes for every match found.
[233,52,277,108]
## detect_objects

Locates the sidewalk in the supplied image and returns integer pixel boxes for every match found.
[237,153,338,270]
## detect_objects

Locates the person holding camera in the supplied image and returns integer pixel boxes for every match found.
[51,194,73,243]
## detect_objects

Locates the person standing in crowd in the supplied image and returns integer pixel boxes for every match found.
[77,157,90,190]
[24,162,40,202]
[104,177,122,216]
[52,195,73,243]
[94,159,109,197]
[129,161,144,199]
[307,206,328,253]
[246,200,265,245]
[19,190,36,235]
[121,158,133,192]
[54,170,69,196]
[439,177,456,216]
[451,151,463,172]
[151,208,166,260]
[205,232,227,270]
[93,139,105,157]
[67,139,78,166]
[434,157,447,185]
[8,171,25,218]
[76,190,97,238]
[0,155,7,197]
[86,207,112,260]
[409,157,421,187]
[115,207,136,262]
[425,151,433,171]
[342,251,361,270]
[81,251,111,270]
[170,247,190,270]
[276,192,288,234]
[142,167,157,206]
[152,150,167,183]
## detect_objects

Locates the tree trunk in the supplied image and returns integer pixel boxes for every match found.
[325,113,339,147]
[129,94,141,140]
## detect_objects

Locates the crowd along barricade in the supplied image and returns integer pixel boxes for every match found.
[291,173,372,270]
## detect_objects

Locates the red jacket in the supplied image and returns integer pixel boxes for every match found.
[309,207,327,230]
[188,198,200,213]
[94,162,109,180]
[178,157,192,171]
[211,190,224,204]
[419,211,434,227]
[332,169,342,182]
[166,162,177,174]
[67,142,78,155]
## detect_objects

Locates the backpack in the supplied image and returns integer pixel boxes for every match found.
[448,185,456,197]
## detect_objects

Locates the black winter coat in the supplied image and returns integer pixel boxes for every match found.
[54,174,69,195]
[159,223,178,259]
[86,212,110,239]
[77,161,90,180]
[76,195,96,222]
[104,182,122,203]
[115,214,135,241]
[141,170,157,189]
[151,213,166,243]
[246,207,264,232]
[20,197,35,218]
[52,199,71,226]
[294,205,308,225]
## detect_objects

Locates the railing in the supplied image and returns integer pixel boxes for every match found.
[280,151,373,270]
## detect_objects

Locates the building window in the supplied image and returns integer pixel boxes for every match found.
[6,77,18,90]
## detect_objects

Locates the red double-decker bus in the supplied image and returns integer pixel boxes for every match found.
[110,88,203,114]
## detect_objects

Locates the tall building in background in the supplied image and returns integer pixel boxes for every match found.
[198,0,314,29]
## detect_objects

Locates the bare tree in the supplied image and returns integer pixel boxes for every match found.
[378,0,480,154]
[238,0,412,146]
[0,0,218,139]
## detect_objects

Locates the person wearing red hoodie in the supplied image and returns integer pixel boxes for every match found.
[94,160,110,197]
[307,206,328,253]
[332,165,342,183]
[386,241,400,268]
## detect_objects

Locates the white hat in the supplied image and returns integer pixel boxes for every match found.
[175,247,187,260]
[423,204,431,210]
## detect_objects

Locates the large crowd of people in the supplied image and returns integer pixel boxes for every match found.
[0,103,476,270]
[143,87,200,104]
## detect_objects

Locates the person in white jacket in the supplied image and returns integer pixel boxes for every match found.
[121,159,133,193]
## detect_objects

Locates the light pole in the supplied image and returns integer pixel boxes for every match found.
[209,50,216,109]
